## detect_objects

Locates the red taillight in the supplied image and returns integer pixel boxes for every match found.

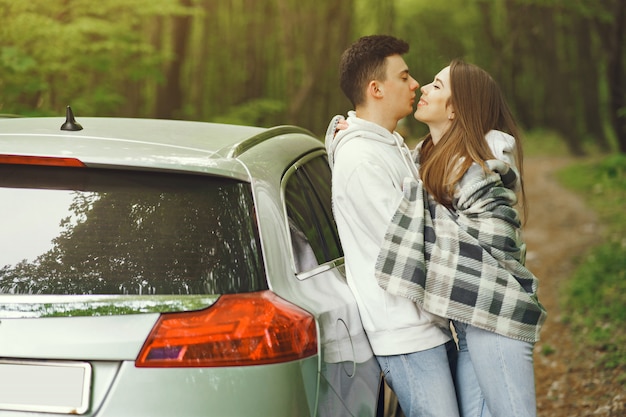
[0,154,85,167]
[135,291,318,368]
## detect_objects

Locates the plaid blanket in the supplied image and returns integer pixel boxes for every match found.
[375,160,547,342]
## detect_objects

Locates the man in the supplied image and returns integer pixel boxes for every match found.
[325,35,459,417]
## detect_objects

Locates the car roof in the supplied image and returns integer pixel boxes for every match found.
[0,116,317,180]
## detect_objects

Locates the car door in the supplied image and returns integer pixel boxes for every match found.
[282,152,381,417]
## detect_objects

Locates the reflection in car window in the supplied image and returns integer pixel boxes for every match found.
[0,165,266,295]
[285,155,343,272]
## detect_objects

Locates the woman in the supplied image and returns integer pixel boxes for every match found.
[391,59,545,417]
[328,59,546,417]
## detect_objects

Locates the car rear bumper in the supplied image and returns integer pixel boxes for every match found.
[97,358,320,417]
[0,357,321,417]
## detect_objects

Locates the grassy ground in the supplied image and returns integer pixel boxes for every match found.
[524,126,626,374]
[555,153,626,375]
[522,127,625,373]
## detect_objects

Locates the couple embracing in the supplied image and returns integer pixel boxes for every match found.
[325,35,546,417]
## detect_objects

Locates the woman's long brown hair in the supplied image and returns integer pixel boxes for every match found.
[418,59,527,220]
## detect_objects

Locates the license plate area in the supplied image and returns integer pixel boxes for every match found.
[0,359,91,414]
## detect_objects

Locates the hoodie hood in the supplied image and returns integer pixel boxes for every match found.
[485,130,521,191]
[485,130,517,167]
[325,111,408,171]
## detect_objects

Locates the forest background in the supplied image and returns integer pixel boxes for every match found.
[1,0,626,410]
[1,0,625,156]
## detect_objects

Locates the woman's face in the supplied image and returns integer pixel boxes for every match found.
[414,66,453,132]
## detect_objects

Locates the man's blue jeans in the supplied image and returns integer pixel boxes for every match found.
[454,321,537,417]
[376,341,460,417]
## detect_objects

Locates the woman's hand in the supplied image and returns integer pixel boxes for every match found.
[336,118,349,131]
[332,118,349,138]
[326,115,349,140]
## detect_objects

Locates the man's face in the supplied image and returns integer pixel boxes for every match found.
[379,55,420,121]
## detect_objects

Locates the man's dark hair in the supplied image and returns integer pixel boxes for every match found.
[339,35,410,107]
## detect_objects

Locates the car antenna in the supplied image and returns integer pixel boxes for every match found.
[60,106,83,131]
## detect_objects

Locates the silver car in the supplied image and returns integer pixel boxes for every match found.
[0,111,392,416]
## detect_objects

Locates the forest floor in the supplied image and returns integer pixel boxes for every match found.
[523,156,625,416]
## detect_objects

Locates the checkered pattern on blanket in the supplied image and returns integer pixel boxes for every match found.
[375,160,547,342]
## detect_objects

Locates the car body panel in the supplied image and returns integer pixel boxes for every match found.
[98,359,320,416]
[0,115,382,416]
[235,140,380,416]
[0,313,159,360]
[0,117,264,179]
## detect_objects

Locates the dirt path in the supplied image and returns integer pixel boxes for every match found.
[523,157,625,416]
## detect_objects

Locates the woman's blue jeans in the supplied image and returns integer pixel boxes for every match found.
[376,340,460,417]
[454,321,537,417]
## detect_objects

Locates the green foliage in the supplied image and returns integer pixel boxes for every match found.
[559,154,626,226]
[558,154,626,370]
[0,0,192,116]
[0,0,623,146]
[540,343,556,356]
[522,129,572,157]
[393,0,469,80]
[208,98,286,128]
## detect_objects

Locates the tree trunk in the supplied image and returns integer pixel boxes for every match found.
[276,0,353,130]
[523,3,584,154]
[577,17,610,151]
[607,0,626,152]
[502,0,534,128]
[155,0,193,119]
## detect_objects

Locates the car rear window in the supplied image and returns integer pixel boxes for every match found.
[0,165,266,296]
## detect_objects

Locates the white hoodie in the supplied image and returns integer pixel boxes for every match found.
[326,112,451,355]
[484,129,521,191]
